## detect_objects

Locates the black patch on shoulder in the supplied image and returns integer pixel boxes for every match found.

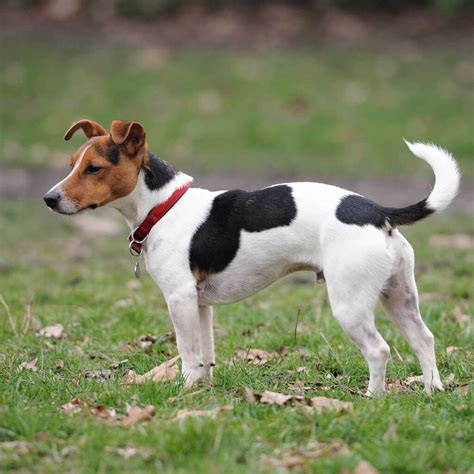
[189,185,297,274]
[107,143,120,165]
[144,152,177,190]
[336,194,433,229]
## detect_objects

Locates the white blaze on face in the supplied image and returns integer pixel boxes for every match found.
[46,144,92,214]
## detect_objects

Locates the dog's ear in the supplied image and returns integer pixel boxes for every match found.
[110,120,146,155]
[64,119,107,141]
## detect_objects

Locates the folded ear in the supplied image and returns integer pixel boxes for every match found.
[110,120,146,155]
[64,119,107,141]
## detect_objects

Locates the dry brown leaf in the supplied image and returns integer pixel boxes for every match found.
[84,369,114,381]
[429,234,474,250]
[309,397,353,414]
[260,440,350,469]
[124,356,180,385]
[245,388,352,413]
[18,357,38,372]
[55,359,64,370]
[60,398,88,415]
[260,390,294,406]
[37,323,64,338]
[452,307,470,327]
[455,383,470,396]
[121,404,155,428]
[445,373,456,386]
[139,335,158,350]
[235,348,274,365]
[446,346,460,356]
[404,375,424,386]
[174,405,233,422]
[354,459,379,474]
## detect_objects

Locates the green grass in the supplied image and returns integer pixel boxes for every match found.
[1,35,473,178]
[0,200,472,473]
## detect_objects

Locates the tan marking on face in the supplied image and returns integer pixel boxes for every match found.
[61,135,146,212]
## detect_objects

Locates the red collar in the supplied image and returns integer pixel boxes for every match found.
[128,182,191,256]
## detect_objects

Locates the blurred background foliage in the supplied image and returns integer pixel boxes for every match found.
[1,0,472,16]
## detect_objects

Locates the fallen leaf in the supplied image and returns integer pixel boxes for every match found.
[354,459,379,474]
[245,388,352,413]
[404,375,424,386]
[452,307,469,327]
[455,384,470,396]
[60,399,88,415]
[446,346,459,355]
[235,348,274,365]
[260,391,294,406]
[18,357,38,372]
[174,405,233,422]
[445,373,456,385]
[92,405,117,421]
[260,440,350,469]
[297,366,307,374]
[55,359,64,370]
[84,369,114,381]
[124,356,180,385]
[37,323,64,338]
[309,397,353,414]
[139,334,158,349]
[429,234,474,250]
[111,359,130,370]
[121,404,155,428]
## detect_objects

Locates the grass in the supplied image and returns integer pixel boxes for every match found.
[1,35,473,178]
[0,199,472,473]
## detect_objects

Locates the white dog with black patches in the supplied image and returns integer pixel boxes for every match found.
[44,119,460,396]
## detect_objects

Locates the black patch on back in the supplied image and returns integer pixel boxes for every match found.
[144,152,177,190]
[189,185,297,274]
[107,143,120,165]
[336,194,433,229]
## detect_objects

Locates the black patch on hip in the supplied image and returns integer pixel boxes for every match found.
[336,194,433,229]
[190,185,297,274]
[144,152,177,190]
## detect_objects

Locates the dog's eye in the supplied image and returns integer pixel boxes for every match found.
[85,165,102,175]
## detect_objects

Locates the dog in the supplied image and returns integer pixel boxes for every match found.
[44,119,460,395]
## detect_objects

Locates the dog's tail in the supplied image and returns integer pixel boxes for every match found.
[382,141,460,228]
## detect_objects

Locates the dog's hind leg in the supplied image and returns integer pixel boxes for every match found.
[323,230,392,396]
[199,305,215,377]
[381,232,443,394]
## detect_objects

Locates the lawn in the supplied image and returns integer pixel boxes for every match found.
[0,199,472,473]
[1,34,473,178]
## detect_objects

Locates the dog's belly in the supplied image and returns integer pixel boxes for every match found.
[197,261,318,305]
[195,224,321,305]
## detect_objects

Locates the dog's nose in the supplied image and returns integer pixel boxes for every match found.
[43,191,60,209]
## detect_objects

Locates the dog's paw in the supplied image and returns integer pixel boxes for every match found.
[182,365,212,388]
[424,379,444,395]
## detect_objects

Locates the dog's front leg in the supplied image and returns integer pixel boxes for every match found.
[166,287,207,387]
[199,305,215,377]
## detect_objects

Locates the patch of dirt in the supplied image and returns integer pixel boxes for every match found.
[1,167,472,214]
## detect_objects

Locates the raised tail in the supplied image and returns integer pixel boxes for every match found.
[383,141,461,227]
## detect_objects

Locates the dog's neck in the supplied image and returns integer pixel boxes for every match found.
[110,152,193,229]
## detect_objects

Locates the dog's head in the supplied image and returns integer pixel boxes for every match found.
[43,119,147,214]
